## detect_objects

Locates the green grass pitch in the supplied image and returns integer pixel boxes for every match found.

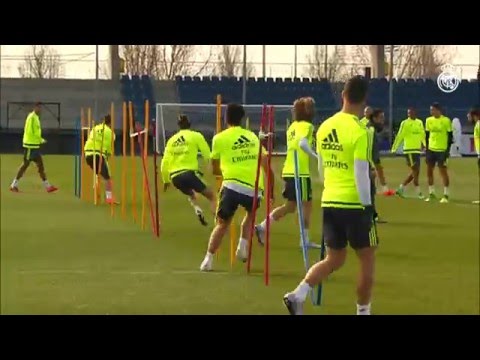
[1,154,479,314]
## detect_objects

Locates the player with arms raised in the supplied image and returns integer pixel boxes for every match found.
[255,97,320,248]
[468,106,480,204]
[283,76,377,315]
[161,115,216,226]
[425,103,453,203]
[200,104,274,271]
[391,107,426,199]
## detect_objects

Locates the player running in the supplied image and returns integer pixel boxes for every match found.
[360,106,373,126]
[365,109,388,222]
[391,107,426,199]
[365,109,394,196]
[468,107,480,204]
[283,76,377,315]
[84,114,117,204]
[161,115,216,226]
[10,102,58,193]
[200,103,274,271]
[425,103,453,203]
[255,97,320,248]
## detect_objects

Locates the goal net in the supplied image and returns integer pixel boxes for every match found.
[155,103,294,155]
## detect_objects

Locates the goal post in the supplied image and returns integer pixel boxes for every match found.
[155,103,294,155]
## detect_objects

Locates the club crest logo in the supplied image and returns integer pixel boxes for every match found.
[437,64,460,93]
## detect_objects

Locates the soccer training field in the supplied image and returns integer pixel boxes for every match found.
[1,154,479,315]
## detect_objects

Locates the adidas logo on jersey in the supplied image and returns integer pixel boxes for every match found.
[232,135,255,150]
[172,135,186,147]
[321,129,343,151]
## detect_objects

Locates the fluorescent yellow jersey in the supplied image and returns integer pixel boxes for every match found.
[22,111,45,149]
[425,115,452,152]
[84,123,114,157]
[316,112,369,209]
[211,126,265,192]
[391,118,426,154]
[474,121,480,155]
[282,120,315,178]
[360,117,369,126]
[161,129,211,183]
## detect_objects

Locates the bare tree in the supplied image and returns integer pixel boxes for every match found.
[18,45,61,79]
[306,45,344,81]
[394,45,455,79]
[214,45,255,77]
[121,45,213,80]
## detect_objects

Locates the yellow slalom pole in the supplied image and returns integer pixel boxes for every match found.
[141,100,150,230]
[110,102,115,217]
[129,101,138,223]
[121,102,127,220]
[245,117,250,130]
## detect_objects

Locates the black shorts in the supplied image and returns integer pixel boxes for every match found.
[322,207,378,250]
[216,187,260,221]
[85,155,111,180]
[426,150,448,167]
[405,153,420,168]
[171,171,207,196]
[23,148,42,163]
[282,177,312,202]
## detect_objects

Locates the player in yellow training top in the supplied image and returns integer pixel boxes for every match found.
[10,102,58,193]
[360,106,373,126]
[84,114,117,204]
[255,97,321,248]
[284,76,377,315]
[161,115,216,226]
[468,106,480,204]
[391,107,426,199]
[200,104,274,272]
[425,103,453,203]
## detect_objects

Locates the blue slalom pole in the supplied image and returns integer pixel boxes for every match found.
[293,150,315,305]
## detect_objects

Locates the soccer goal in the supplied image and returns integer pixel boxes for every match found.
[155,103,294,155]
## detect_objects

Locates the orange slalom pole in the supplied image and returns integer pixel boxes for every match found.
[87,108,93,203]
[215,95,222,261]
[129,101,138,223]
[141,100,150,230]
[80,108,86,201]
[110,102,115,217]
[121,102,127,219]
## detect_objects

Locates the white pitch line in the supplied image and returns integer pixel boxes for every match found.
[18,270,88,275]
[17,269,231,276]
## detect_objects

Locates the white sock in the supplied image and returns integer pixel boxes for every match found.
[399,184,404,190]
[357,303,371,315]
[105,191,112,200]
[259,213,275,230]
[43,180,51,188]
[304,229,310,244]
[444,187,449,196]
[205,251,214,260]
[429,186,435,194]
[415,186,421,194]
[11,178,19,187]
[292,280,312,302]
[238,237,247,249]
[382,185,388,192]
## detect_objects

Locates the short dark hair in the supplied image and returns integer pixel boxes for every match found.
[226,103,245,126]
[431,102,442,111]
[371,108,384,120]
[177,114,191,129]
[103,114,112,125]
[34,102,42,107]
[343,76,368,105]
[469,106,480,118]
